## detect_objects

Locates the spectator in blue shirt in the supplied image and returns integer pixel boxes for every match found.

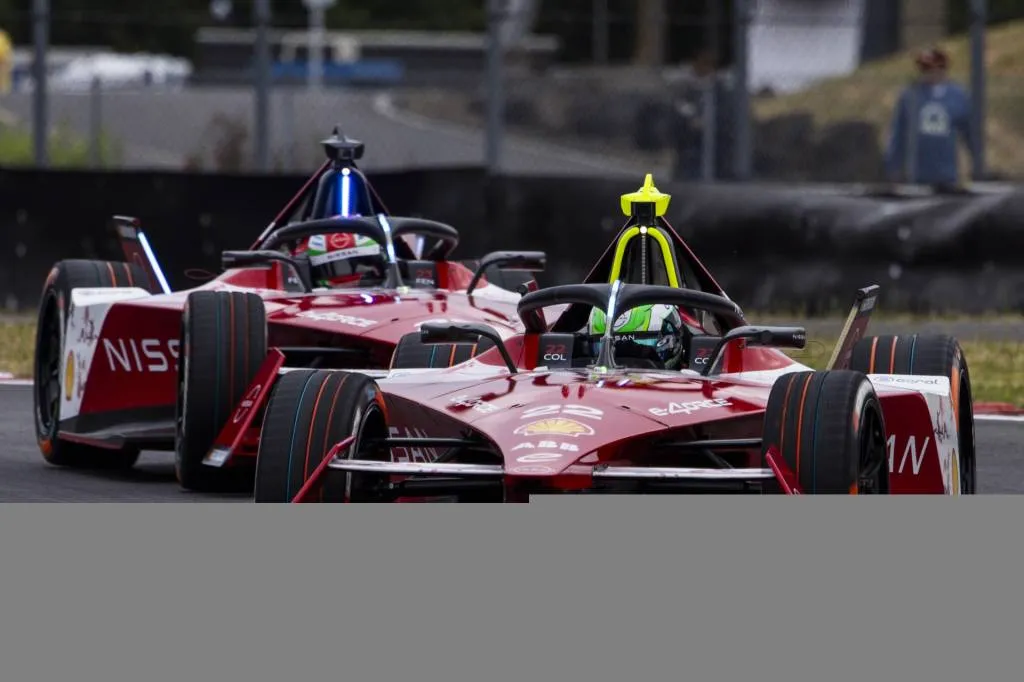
[885,47,978,187]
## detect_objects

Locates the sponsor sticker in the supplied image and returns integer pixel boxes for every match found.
[297,310,376,328]
[648,398,732,417]
[449,395,498,414]
[104,338,180,373]
[511,441,579,453]
[510,465,555,475]
[514,418,595,438]
[520,404,604,421]
[232,384,263,424]
[64,352,74,401]
[515,452,563,463]
[874,375,941,385]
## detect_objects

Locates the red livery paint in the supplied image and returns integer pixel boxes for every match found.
[39,130,536,464]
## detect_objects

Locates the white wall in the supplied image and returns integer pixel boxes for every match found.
[749,0,866,94]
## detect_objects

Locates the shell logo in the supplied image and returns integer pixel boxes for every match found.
[513,418,594,438]
[64,352,74,401]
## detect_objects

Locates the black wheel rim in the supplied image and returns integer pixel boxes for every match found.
[857,402,888,494]
[34,292,63,436]
[343,403,390,503]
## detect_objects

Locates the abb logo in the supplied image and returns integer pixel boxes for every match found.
[104,338,180,373]
[543,343,568,362]
[414,269,435,286]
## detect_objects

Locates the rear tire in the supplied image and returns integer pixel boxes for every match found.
[762,370,889,494]
[849,334,976,494]
[253,370,390,503]
[33,259,156,469]
[175,290,267,492]
[389,331,495,370]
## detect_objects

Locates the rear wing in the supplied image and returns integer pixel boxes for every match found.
[825,285,880,371]
[112,215,172,295]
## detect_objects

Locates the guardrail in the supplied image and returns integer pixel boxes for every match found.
[2,168,1022,315]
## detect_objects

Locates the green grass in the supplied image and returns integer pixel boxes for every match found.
[0,321,34,380]
[2,319,1021,406]
[783,337,1023,406]
[0,122,122,168]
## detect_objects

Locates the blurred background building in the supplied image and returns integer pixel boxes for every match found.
[0,1,1014,182]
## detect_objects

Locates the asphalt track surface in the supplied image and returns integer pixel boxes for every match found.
[2,385,1023,501]
[0,88,660,177]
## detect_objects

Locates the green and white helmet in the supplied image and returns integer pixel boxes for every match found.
[304,232,383,288]
[586,304,686,369]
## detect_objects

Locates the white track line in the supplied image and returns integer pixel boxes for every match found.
[975,414,1024,424]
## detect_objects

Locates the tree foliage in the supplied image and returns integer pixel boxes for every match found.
[1,1,1023,62]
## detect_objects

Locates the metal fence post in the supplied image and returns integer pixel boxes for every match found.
[254,0,271,172]
[701,79,717,181]
[593,0,609,64]
[32,0,49,168]
[969,0,987,180]
[485,0,506,176]
[732,0,752,180]
[89,77,102,168]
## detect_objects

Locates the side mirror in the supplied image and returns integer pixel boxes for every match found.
[701,325,807,376]
[221,250,313,292]
[466,251,547,296]
[419,322,518,374]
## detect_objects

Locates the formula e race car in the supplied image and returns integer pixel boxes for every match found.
[245,175,976,501]
[32,129,545,491]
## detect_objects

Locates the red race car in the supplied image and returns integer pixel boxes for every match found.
[247,175,976,501]
[32,129,545,491]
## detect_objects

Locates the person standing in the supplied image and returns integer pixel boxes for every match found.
[885,47,978,188]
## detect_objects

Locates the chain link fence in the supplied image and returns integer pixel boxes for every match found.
[0,1,1012,183]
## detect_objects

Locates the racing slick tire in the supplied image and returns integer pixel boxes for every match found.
[253,369,390,503]
[33,259,158,469]
[848,334,976,494]
[761,370,889,494]
[389,331,495,370]
[174,290,267,492]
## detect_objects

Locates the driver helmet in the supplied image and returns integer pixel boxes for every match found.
[586,304,686,369]
[294,229,384,289]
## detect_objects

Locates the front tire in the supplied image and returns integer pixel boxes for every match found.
[761,370,889,494]
[33,260,154,469]
[175,290,267,492]
[849,334,976,494]
[253,370,390,503]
